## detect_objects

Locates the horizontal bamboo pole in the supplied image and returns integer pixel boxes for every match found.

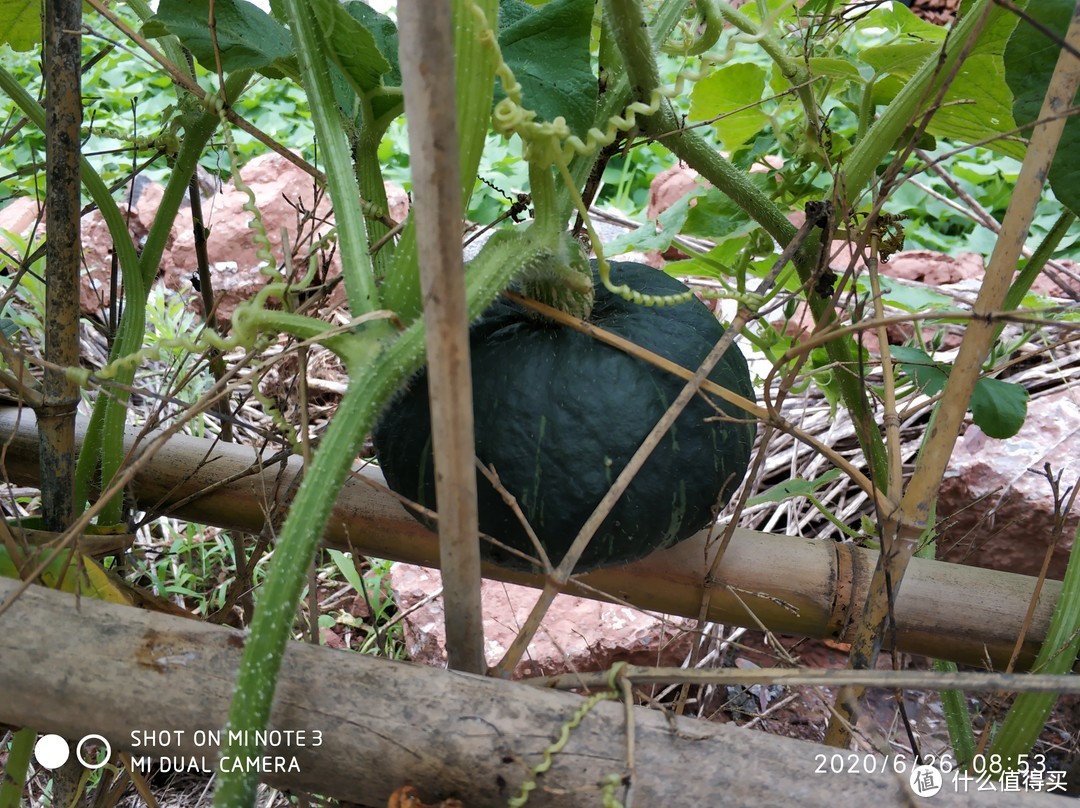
[0,578,1068,807]
[0,406,1062,670]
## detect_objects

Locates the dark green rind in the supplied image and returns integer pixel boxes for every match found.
[374,261,757,573]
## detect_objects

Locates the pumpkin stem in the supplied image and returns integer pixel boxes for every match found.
[519,234,594,320]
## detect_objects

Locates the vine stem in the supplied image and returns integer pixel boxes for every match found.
[825,5,1080,748]
[600,0,889,488]
[285,0,380,319]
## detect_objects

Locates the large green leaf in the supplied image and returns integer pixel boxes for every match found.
[495,0,597,139]
[310,0,390,98]
[145,0,299,81]
[0,0,38,51]
[858,2,1026,160]
[969,376,1029,440]
[1005,0,1080,215]
[688,63,769,152]
[892,346,1029,438]
[339,2,402,127]
[681,186,755,242]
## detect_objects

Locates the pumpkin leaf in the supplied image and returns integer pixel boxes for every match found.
[681,186,756,242]
[891,346,1029,438]
[858,2,1027,160]
[495,0,597,139]
[807,57,865,83]
[689,63,770,152]
[0,0,39,51]
[969,377,1029,439]
[1004,0,1080,215]
[309,0,390,98]
[145,0,299,81]
[344,2,400,88]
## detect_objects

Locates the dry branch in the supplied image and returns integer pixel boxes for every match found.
[0,578,1070,807]
[0,405,1065,671]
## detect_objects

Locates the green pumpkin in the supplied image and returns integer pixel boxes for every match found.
[373,261,756,573]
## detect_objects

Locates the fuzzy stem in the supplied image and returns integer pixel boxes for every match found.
[354,122,397,281]
[211,330,425,808]
[286,0,380,318]
[381,0,501,323]
[838,0,1003,207]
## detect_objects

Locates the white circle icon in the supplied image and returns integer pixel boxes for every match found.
[76,735,112,770]
[910,764,943,797]
[34,735,70,770]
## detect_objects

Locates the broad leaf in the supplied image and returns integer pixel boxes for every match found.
[969,377,1029,439]
[892,346,1029,438]
[681,186,756,242]
[1005,0,1080,214]
[859,3,1027,160]
[310,0,390,98]
[146,0,299,81]
[689,63,769,152]
[341,3,402,126]
[496,0,597,139]
[0,0,38,51]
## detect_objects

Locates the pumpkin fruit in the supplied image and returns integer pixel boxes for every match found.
[373,260,756,573]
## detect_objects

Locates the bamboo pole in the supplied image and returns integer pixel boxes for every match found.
[827,6,1080,746]
[0,406,1064,671]
[0,578,1069,807]
[39,0,82,529]
[398,0,486,674]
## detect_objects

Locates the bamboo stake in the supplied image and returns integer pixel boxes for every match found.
[39,0,82,530]
[398,0,486,674]
[0,406,1065,672]
[1,578,1061,808]
[826,8,1080,746]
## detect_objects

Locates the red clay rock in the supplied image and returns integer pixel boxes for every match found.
[937,387,1080,579]
[882,250,983,286]
[388,563,694,678]
[163,152,337,323]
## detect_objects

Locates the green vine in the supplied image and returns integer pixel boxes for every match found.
[485,0,763,311]
[508,663,628,807]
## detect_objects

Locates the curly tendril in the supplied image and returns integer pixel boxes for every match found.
[473,0,767,310]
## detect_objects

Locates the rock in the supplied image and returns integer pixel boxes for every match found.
[0,196,42,241]
[646,164,703,225]
[882,250,984,286]
[162,152,339,324]
[0,188,165,317]
[387,563,694,678]
[937,387,1080,579]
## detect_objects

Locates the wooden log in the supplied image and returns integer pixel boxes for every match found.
[0,578,1068,807]
[0,405,1061,669]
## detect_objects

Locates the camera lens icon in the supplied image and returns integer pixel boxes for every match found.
[34,734,112,771]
